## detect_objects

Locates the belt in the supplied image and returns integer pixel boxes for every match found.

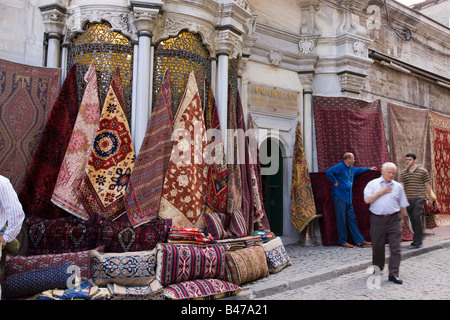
[372,212,399,218]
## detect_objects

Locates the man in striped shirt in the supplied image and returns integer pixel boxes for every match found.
[0,174,25,299]
[399,153,433,248]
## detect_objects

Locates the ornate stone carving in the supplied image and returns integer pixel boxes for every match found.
[40,5,67,36]
[153,17,215,54]
[269,50,282,66]
[299,38,316,54]
[353,40,366,56]
[64,8,133,41]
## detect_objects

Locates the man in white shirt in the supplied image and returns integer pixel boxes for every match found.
[364,162,409,285]
[0,175,25,298]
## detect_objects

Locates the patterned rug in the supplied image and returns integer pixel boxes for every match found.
[290,121,317,233]
[158,71,208,228]
[310,170,380,246]
[429,111,450,226]
[79,67,135,221]
[203,78,228,214]
[236,90,253,235]
[18,65,78,218]
[51,63,101,220]
[0,59,61,191]
[226,87,242,216]
[313,96,390,172]
[125,69,174,228]
[388,103,431,175]
[248,114,270,231]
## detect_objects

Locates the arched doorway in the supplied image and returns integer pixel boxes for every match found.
[261,138,283,235]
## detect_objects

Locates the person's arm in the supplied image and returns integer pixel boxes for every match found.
[354,167,372,176]
[0,179,25,243]
[364,185,392,204]
[326,165,339,186]
[425,181,434,206]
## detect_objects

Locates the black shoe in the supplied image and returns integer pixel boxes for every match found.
[410,242,422,248]
[388,275,403,284]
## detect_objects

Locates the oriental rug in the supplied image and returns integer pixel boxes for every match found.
[290,121,317,233]
[18,65,78,218]
[428,111,450,226]
[247,114,269,231]
[310,170,380,246]
[313,96,390,172]
[236,90,253,235]
[203,78,228,214]
[51,62,101,220]
[79,68,135,221]
[226,87,242,216]
[0,59,61,191]
[125,69,174,228]
[158,71,208,228]
[388,103,431,175]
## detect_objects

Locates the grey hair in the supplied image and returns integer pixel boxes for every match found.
[381,162,397,171]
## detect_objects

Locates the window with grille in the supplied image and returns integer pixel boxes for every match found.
[67,22,134,122]
[153,31,212,115]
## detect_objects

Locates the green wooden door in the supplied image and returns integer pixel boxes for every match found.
[261,139,283,235]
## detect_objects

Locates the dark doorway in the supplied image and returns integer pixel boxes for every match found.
[261,139,283,235]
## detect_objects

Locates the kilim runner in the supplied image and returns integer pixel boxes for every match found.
[158,71,208,228]
[18,64,78,218]
[203,78,228,214]
[79,67,135,221]
[290,121,317,232]
[125,69,174,227]
[51,62,101,220]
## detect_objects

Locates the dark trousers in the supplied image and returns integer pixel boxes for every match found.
[407,198,425,244]
[370,212,402,277]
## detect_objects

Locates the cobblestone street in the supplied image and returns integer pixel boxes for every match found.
[258,246,450,300]
[228,225,450,300]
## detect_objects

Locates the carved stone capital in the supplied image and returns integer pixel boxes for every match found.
[40,4,67,36]
[131,2,162,34]
[215,29,242,59]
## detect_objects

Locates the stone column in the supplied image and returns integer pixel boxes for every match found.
[39,4,66,69]
[298,72,314,172]
[216,51,229,152]
[131,2,161,154]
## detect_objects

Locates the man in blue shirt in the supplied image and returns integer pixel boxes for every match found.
[326,152,376,248]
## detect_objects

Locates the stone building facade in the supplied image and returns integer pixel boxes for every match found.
[0,0,449,241]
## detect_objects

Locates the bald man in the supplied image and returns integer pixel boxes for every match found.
[326,152,376,248]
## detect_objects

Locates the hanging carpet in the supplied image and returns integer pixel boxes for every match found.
[247,114,269,231]
[429,111,450,226]
[79,67,135,221]
[313,96,389,172]
[51,62,101,220]
[290,121,317,233]
[158,71,208,228]
[18,64,78,218]
[203,78,228,214]
[388,103,431,174]
[125,69,174,228]
[236,90,254,235]
[0,59,61,191]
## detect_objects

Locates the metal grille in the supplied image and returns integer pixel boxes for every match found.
[67,22,134,123]
[153,31,211,115]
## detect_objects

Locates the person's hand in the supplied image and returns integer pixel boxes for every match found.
[334,182,339,187]
[379,186,392,195]
[370,166,377,171]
